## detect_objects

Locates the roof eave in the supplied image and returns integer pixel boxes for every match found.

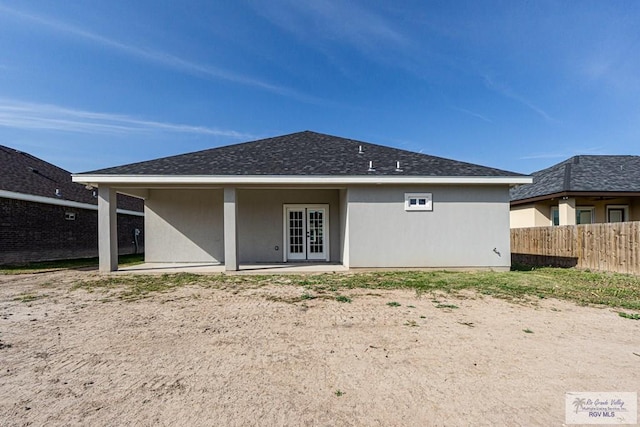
[511,190,640,205]
[0,189,143,215]
[72,174,532,186]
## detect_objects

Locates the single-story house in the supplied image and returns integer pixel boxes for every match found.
[0,145,144,265]
[510,155,640,228]
[72,131,531,272]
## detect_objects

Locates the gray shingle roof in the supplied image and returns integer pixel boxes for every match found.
[84,131,524,177]
[0,145,143,211]
[510,155,640,202]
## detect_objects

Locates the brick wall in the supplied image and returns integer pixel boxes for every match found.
[0,198,144,265]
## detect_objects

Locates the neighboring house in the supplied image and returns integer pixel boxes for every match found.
[510,155,640,228]
[0,145,144,265]
[72,131,531,272]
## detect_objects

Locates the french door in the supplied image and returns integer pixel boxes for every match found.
[284,205,329,261]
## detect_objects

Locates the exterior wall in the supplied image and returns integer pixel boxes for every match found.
[117,214,144,255]
[0,197,143,265]
[510,205,550,228]
[586,197,639,223]
[339,189,349,267]
[141,185,511,268]
[345,185,511,269]
[511,196,640,227]
[237,189,341,263]
[144,189,224,263]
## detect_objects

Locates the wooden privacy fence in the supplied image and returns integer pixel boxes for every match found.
[511,221,640,275]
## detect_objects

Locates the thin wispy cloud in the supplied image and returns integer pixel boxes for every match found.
[452,107,493,123]
[253,0,408,54]
[519,146,605,160]
[482,75,556,123]
[581,48,640,94]
[0,99,252,138]
[583,56,614,81]
[0,4,322,104]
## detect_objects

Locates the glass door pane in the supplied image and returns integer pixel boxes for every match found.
[287,209,306,260]
[307,209,325,259]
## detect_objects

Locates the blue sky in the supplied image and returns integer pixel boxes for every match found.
[1,1,639,174]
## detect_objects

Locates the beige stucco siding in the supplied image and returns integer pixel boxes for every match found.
[345,185,511,268]
[510,204,550,228]
[145,189,224,262]
[511,197,640,227]
[590,197,640,222]
[510,205,533,229]
[582,198,640,223]
[237,189,341,263]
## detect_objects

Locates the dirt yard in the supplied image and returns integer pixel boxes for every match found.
[0,271,638,426]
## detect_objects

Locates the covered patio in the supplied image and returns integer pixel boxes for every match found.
[94,185,346,273]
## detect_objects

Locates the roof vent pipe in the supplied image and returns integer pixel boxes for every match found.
[55,189,62,198]
[368,160,375,172]
[395,161,403,172]
[358,145,364,154]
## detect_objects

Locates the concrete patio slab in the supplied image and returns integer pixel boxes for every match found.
[116,262,348,274]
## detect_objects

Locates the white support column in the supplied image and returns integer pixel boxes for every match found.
[224,187,239,271]
[559,197,576,226]
[98,186,118,272]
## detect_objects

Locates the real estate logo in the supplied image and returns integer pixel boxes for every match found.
[565,392,637,425]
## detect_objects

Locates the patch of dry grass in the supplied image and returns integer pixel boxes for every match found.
[67,268,640,310]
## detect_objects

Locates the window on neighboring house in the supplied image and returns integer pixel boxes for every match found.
[576,207,594,224]
[551,207,559,226]
[606,205,628,223]
[550,206,595,225]
[404,193,433,211]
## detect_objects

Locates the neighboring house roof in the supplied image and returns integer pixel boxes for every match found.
[83,131,526,178]
[0,145,143,212]
[510,155,640,204]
